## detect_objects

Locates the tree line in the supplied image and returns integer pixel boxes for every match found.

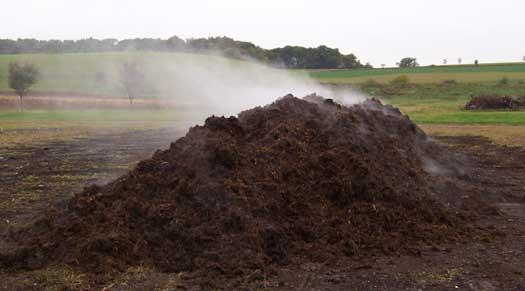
[0,36,369,69]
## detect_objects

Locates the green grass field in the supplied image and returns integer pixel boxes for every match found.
[392,97,525,125]
[0,81,523,129]
[380,81,525,124]
[0,52,525,144]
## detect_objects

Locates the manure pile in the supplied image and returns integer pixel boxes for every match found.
[2,95,474,285]
[465,95,525,110]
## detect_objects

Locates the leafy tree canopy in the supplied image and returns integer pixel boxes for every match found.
[398,57,419,68]
[8,62,39,98]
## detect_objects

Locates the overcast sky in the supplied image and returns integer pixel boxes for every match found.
[1,0,524,66]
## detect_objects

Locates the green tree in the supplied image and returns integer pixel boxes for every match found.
[166,35,186,51]
[398,57,418,68]
[8,62,39,112]
[340,54,360,69]
[305,45,340,69]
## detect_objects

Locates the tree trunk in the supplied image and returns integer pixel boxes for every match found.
[19,95,24,112]
[126,88,133,105]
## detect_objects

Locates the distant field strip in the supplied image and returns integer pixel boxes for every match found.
[409,111,525,125]
[319,72,525,84]
[1,53,525,93]
[308,63,525,83]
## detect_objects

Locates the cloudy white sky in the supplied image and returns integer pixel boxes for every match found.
[1,0,524,66]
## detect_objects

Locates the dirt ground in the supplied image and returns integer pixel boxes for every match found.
[1,129,525,290]
[0,129,179,233]
[0,94,176,110]
[421,125,525,148]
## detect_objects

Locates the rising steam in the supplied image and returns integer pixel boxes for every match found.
[7,52,366,119]
[133,52,366,120]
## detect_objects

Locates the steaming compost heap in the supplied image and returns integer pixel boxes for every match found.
[3,95,473,282]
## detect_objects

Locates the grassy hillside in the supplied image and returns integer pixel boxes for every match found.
[0,52,271,97]
[2,53,525,96]
[308,63,525,84]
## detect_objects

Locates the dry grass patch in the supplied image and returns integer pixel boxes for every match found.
[407,268,463,285]
[422,124,525,147]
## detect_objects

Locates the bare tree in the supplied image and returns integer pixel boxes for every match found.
[120,61,145,105]
[443,58,447,65]
[8,62,39,112]
[458,58,462,65]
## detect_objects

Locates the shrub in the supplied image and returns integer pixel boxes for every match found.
[380,86,402,96]
[389,75,411,88]
[498,76,509,86]
[441,79,458,86]
[360,79,382,89]
[359,79,384,95]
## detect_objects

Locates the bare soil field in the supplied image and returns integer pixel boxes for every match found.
[0,98,524,290]
[0,128,180,233]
